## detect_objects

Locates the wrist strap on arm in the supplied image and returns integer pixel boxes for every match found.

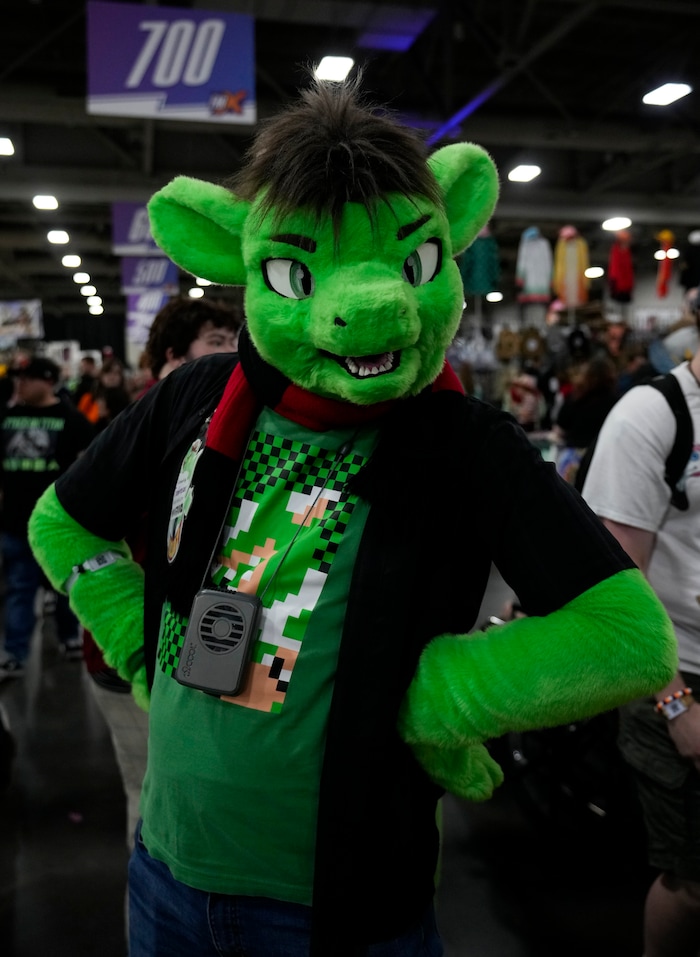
[64,550,124,594]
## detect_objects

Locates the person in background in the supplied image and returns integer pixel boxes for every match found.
[554,353,618,485]
[136,295,244,397]
[502,369,545,432]
[125,352,152,402]
[82,294,242,858]
[70,354,99,405]
[97,389,132,433]
[581,288,700,957]
[77,357,131,431]
[0,367,14,410]
[0,356,94,679]
[616,341,657,394]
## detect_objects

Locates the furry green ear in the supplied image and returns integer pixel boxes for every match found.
[147,176,251,285]
[428,143,499,255]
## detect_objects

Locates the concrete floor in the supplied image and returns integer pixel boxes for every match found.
[0,573,654,956]
[0,620,129,957]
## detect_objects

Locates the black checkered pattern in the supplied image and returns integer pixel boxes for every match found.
[312,503,354,574]
[239,432,364,498]
[158,602,190,677]
[224,432,367,577]
[161,431,369,677]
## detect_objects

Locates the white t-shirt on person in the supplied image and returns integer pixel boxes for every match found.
[582,362,700,675]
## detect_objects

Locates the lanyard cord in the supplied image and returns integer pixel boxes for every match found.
[258,432,357,601]
[208,430,359,600]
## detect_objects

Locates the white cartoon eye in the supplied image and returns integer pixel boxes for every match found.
[263,259,315,299]
[402,240,441,286]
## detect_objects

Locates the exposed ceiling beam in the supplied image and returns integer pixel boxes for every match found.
[427,0,603,143]
[3,91,700,157]
[495,187,700,225]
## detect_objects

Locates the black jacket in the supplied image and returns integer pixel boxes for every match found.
[56,351,631,955]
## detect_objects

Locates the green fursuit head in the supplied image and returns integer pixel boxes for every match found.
[147,141,499,405]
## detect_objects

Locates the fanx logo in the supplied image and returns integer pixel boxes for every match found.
[209,89,247,115]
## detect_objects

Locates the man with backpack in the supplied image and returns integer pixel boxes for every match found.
[582,287,700,957]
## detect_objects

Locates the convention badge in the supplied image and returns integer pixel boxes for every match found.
[167,420,209,563]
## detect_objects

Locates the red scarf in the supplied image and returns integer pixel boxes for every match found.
[206,327,464,459]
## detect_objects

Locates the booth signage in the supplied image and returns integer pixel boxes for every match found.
[121,257,179,295]
[126,290,172,347]
[87,1,256,124]
[112,202,160,256]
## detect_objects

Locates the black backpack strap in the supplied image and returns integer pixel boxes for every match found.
[649,373,693,511]
[573,440,595,492]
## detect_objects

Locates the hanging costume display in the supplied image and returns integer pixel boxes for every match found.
[607,230,634,303]
[505,372,544,432]
[25,81,676,957]
[458,225,500,295]
[519,326,547,364]
[656,229,675,298]
[495,327,521,362]
[515,226,553,303]
[553,225,590,308]
[567,326,592,362]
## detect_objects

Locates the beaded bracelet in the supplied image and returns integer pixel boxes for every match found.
[655,687,694,720]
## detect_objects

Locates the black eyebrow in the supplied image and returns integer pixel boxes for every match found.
[271,233,316,253]
[396,214,431,241]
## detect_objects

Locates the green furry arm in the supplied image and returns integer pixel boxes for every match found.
[411,741,504,803]
[399,568,677,752]
[27,484,149,710]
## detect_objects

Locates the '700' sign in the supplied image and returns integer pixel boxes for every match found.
[87,1,256,124]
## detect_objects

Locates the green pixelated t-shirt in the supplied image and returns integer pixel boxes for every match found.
[140,408,376,902]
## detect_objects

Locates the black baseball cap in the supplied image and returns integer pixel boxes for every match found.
[10,356,60,383]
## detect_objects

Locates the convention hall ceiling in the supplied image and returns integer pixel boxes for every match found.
[1,0,699,325]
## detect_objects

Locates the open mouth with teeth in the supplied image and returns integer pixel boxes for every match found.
[323,350,401,379]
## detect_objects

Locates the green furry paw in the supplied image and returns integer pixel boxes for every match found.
[131,665,150,713]
[410,741,504,802]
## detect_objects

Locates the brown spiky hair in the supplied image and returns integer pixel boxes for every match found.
[227,75,442,237]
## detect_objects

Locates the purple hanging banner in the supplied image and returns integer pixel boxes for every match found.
[126,290,172,347]
[87,1,256,124]
[121,257,179,295]
[112,202,160,256]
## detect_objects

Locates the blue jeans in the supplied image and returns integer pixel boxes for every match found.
[1,532,79,662]
[128,823,443,956]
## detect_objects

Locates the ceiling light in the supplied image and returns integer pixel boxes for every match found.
[485,291,503,302]
[188,287,205,298]
[62,254,81,268]
[602,217,631,231]
[0,137,14,156]
[47,229,70,244]
[88,305,104,316]
[666,247,680,259]
[73,272,90,284]
[33,194,58,210]
[80,285,97,296]
[507,165,541,183]
[195,277,212,286]
[642,82,692,106]
[654,250,666,260]
[585,266,604,279]
[86,296,102,306]
[314,56,354,82]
